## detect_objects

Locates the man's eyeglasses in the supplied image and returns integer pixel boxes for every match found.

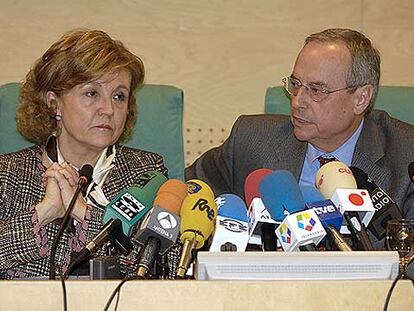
[282,76,355,102]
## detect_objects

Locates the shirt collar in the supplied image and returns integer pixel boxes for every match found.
[306,119,364,167]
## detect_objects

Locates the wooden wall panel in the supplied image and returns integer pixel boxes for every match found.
[0,1,412,165]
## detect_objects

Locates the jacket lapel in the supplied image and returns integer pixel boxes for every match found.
[352,115,390,188]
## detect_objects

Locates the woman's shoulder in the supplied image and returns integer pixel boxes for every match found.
[115,145,163,161]
[114,145,166,172]
[0,145,42,166]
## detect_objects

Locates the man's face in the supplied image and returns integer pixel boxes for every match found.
[290,41,365,152]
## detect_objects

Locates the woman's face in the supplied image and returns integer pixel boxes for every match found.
[54,69,131,156]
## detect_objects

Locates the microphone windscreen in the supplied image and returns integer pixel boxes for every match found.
[349,166,377,192]
[300,185,325,203]
[103,171,167,236]
[186,179,215,198]
[180,194,217,249]
[79,164,94,183]
[216,194,248,222]
[153,179,187,215]
[133,171,168,208]
[408,162,414,183]
[259,170,304,221]
[316,161,357,198]
[244,168,273,207]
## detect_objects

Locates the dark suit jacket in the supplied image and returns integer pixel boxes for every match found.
[185,110,414,245]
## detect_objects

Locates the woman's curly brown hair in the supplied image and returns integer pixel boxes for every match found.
[17,29,145,143]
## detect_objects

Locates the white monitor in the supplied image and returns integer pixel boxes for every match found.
[195,251,399,281]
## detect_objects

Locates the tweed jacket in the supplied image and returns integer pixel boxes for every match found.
[0,144,180,279]
[185,110,414,248]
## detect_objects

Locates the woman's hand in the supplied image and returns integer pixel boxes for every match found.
[35,162,88,225]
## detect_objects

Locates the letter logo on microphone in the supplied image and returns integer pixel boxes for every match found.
[296,212,316,231]
[278,223,292,244]
[192,198,215,221]
[157,211,178,229]
[338,167,352,175]
[135,171,159,188]
[187,182,202,194]
[218,218,248,233]
[317,174,324,188]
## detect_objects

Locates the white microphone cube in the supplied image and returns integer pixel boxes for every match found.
[330,189,375,235]
[276,209,326,252]
[247,198,278,245]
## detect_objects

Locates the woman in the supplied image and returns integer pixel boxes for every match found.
[0,29,178,279]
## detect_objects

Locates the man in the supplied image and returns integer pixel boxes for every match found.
[185,29,414,253]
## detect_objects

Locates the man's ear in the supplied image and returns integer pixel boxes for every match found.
[354,85,374,115]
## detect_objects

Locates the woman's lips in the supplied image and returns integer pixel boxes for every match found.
[94,124,112,130]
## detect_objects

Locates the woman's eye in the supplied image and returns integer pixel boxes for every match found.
[85,90,97,97]
[113,93,127,102]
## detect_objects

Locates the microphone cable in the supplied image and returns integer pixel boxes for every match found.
[103,276,135,311]
[49,164,93,279]
[383,271,414,311]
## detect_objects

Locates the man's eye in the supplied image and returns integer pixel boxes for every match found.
[291,80,301,88]
[310,86,324,95]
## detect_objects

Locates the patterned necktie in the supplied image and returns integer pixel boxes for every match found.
[317,155,337,167]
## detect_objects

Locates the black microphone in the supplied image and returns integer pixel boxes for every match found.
[408,162,414,183]
[350,166,403,240]
[66,219,128,275]
[49,164,94,279]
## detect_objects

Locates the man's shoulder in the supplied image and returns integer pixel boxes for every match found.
[233,114,292,132]
[367,110,414,142]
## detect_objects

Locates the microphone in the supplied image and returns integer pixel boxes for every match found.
[326,226,352,251]
[65,171,167,276]
[316,161,375,250]
[244,168,273,207]
[209,194,249,252]
[259,170,305,221]
[244,169,277,248]
[409,162,414,183]
[186,179,215,198]
[176,183,217,278]
[258,170,305,251]
[135,179,187,278]
[315,160,357,198]
[275,209,326,251]
[50,164,94,279]
[301,185,351,251]
[350,166,403,240]
[102,171,167,236]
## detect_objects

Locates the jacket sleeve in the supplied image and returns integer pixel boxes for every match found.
[0,206,45,272]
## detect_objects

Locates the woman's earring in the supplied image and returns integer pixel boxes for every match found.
[55,114,62,121]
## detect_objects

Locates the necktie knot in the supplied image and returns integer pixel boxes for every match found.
[317,155,337,167]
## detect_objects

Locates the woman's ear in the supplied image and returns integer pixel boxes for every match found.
[354,85,374,115]
[46,91,61,117]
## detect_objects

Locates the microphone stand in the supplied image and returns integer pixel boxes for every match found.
[49,165,92,280]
